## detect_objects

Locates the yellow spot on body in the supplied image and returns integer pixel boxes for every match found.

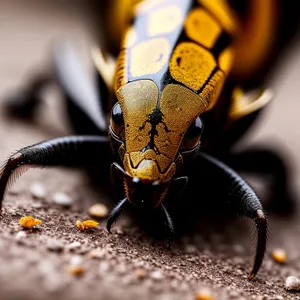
[272,248,287,264]
[198,0,237,34]
[155,153,172,174]
[123,153,175,183]
[130,38,170,77]
[157,84,206,159]
[130,151,146,168]
[218,47,233,73]
[116,80,158,153]
[185,8,221,49]
[19,216,42,229]
[199,70,225,111]
[170,42,216,91]
[144,149,156,160]
[134,159,160,181]
[76,220,99,231]
[129,150,171,174]
[148,5,183,36]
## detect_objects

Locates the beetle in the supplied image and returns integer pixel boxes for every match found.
[0,0,299,280]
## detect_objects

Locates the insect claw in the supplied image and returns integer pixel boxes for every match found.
[161,204,175,249]
[106,197,127,233]
[167,236,174,250]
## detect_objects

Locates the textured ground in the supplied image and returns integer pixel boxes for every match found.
[1,1,300,299]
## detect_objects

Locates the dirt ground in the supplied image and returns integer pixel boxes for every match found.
[1,1,300,299]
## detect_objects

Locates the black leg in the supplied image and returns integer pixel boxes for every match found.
[106,197,128,233]
[0,135,110,209]
[220,147,294,214]
[194,152,267,280]
[161,204,175,249]
[3,74,51,118]
[3,42,109,136]
[53,42,108,134]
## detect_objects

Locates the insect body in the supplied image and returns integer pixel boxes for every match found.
[0,0,296,280]
[110,0,234,206]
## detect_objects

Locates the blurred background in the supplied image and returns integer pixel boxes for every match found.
[1,1,300,299]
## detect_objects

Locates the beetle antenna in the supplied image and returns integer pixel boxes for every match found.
[107,197,128,233]
[161,204,175,249]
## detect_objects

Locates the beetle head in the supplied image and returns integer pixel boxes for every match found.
[110,80,206,206]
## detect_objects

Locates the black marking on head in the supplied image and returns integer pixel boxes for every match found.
[149,108,163,125]
[137,108,172,154]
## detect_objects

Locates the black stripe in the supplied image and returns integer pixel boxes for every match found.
[212,31,232,58]
[197,66,219,94]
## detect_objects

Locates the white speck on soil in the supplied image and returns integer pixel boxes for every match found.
[30,182,47,199]
[285,275,300,291]
[15,231,27,239]
[46,239,64,252]
[67,241,81,251]
[52,192,73,207]
[88,203,108,218]
[150,270,164,281]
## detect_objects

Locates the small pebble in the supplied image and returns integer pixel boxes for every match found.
[184,244,197,254]
[88,249,105,259]
[30,182,47,199]
[195,288,215,300]
[68,256,85,277]
[16,231,27,239]
[46,239,64,252]
[272,248,287,264]
[53,192,73,207]
[15,231,27,244]
[99,261,110,274]
[285,276,300,291]
[88,203,108,218]
[150,270,164,281]
[135,268,146,279]
[67,241,81,251]
[115,263,127,275]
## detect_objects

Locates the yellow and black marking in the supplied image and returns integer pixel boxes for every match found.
[115,0,234,106]
[113,0,237,181]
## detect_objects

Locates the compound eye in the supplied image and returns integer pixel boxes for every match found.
[110,102,125,139]
[181,117,203,151]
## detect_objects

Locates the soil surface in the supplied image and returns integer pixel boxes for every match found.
[1,1,300,300]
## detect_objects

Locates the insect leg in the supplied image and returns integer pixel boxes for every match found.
[161,204,175,249]
[0,135,110,210]
[53,42,109,134]
[106,197,128,233]
[3,73,52,118]
[196,152,267,280]
[222,147,295,214]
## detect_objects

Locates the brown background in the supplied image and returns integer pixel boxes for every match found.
[1,1,300,299]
